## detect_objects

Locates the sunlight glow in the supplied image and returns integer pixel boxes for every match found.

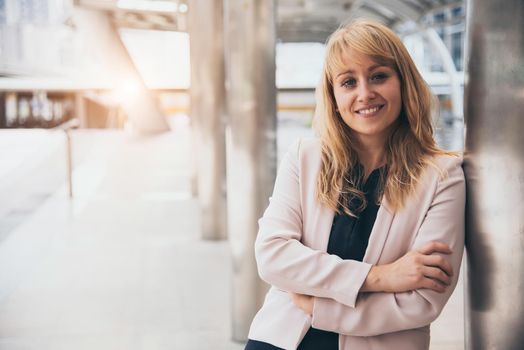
[112,78,142,103]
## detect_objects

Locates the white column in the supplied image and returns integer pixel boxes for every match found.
[224,0,277,341]
[187,0,227,240]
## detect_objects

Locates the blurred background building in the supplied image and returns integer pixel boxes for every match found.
[0,0,465,131]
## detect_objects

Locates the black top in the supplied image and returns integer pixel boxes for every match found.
[297,166,384,350]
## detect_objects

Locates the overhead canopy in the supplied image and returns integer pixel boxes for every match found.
[78,0,464,41]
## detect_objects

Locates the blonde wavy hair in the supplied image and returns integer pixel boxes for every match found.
[314,19,454,215]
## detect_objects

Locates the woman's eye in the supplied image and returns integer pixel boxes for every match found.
[341,78,356,88]
[371,73,388,82]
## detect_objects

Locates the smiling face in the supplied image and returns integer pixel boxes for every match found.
[332,49,402,147]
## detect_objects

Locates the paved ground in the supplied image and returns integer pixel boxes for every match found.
[0,118,464,350]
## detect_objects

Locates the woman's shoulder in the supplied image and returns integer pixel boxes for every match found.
[285,137,322,160]
[424,153,464,184]
[298,137,322,152]
[430,153,463,169]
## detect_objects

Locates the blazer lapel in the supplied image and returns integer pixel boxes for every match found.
[363,197,395,265]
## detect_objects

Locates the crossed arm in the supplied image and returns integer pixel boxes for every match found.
[291,241,454,312]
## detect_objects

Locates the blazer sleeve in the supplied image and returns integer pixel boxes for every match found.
[255,140,372,308]
[310,156,466,336]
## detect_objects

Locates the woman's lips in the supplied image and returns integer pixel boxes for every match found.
[355,104,384,117]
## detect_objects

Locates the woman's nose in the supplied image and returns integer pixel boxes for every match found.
[357,82,376,102]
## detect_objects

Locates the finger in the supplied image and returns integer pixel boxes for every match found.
[422,266,451,285]
[422,254,454,276]
[417,241,452,255]
[420,277,447,293]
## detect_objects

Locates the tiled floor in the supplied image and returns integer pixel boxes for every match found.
[0,120,464,350]
[0,126,242,350]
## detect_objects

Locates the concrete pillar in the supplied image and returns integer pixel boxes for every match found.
[187,0,227,240]
[72,7,169,134]
[224,0,277,342]
[463,1,524,349]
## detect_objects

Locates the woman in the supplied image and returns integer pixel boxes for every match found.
[245,19,465,350]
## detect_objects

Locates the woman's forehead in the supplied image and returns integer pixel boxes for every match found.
[329,48,390,76]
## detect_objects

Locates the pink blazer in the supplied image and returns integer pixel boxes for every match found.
[248,138,465,350]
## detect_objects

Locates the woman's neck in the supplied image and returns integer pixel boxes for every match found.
[353,137,387,179]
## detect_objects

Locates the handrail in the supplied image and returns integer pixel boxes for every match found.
[52,118,80,131]
[53,118,80,198]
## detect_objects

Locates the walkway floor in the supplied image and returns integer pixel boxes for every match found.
[0,119,464,350]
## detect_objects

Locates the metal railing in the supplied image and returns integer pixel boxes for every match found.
[52,118,80,198]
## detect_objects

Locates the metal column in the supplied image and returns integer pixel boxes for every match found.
[188,0,227,240]
[463,1,524,349]
[224,0,277,341]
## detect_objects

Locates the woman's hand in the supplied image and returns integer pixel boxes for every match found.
[290,292,314,315]
[362,241,454,293]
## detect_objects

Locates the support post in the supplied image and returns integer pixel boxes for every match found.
[224,0,277,342]
[187,0,227,240]
[464,1,524,349]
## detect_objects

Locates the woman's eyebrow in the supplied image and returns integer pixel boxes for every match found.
[335,64,386,78]
[368,64,385,71]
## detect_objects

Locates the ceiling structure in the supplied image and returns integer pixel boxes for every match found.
[78,0,465,41]
[277,0,465,42]
[77,0,185,31]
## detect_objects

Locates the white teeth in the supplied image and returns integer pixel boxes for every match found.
[358,106,381,115]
